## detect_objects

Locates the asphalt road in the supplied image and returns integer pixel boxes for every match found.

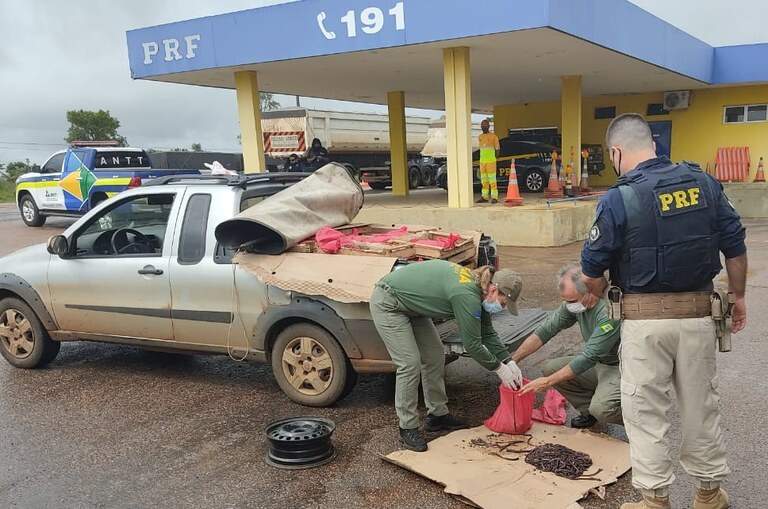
[0,202,766,508]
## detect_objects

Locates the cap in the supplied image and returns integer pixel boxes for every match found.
[492,269,522,315]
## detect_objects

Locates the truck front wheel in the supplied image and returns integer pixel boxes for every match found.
[408,168,421,189]
[19,194,46,227]
[271,323,353,407]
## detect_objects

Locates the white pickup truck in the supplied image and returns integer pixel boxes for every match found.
[0,173,543,407]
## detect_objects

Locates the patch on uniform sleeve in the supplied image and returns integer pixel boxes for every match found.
[597,320,614,334]
[472,309,482,320]
[589,225,600,242]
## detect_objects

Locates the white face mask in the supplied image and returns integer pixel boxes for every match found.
[566,302,587,314]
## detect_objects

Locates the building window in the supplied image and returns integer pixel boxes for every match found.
[724,104,768,124]
[747,104,767,122]
[594,106,616,119]
[646,103,669,116]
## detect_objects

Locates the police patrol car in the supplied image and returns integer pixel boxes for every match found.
[15,142,197,227]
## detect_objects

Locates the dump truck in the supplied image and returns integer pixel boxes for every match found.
[262,108,430,178]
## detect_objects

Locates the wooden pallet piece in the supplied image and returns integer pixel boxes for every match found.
[411,231,474,259]
[338,240,415,259]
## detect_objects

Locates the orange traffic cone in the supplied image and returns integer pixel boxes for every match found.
[545,150,564,198]
[504,159,524,207]
[755,157,766,183]
[579,149,591,194]
[360,179,372,191]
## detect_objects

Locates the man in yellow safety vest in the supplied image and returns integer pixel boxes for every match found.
[478,119,500,203]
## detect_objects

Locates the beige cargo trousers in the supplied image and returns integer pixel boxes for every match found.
[620,318,730,497]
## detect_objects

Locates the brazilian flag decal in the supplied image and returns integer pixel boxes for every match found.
[598,321,615,333]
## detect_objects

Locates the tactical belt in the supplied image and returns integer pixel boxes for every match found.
[621,291,712,320]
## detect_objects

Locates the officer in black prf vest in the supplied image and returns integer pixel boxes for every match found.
[578,114,747,509]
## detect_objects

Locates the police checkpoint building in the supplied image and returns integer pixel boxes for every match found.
[125,0,768,242]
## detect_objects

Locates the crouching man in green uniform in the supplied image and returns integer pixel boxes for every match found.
[370,260,523,452]
[516,263,622,428]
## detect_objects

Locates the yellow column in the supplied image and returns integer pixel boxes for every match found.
[235,71,266,173]
[443,47,474,208]
[561,75,582,185]
[387,91,408,197]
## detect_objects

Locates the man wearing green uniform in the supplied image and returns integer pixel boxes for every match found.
[516,263,622,428]
[370,260,523,451]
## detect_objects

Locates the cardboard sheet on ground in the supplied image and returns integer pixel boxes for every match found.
[384,423,630,509]
[234,252,397,303]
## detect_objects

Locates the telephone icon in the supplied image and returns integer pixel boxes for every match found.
[317,12,336,40]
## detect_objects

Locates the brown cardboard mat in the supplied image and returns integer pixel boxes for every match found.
[234,252,397,303]
[384,423,630,509]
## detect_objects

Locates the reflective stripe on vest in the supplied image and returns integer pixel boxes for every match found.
[479,148,496,163]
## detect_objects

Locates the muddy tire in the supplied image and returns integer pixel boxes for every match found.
[271,323,351,407]
[19,194,46,227]
[408,167,421,189]
[0,298,60,369]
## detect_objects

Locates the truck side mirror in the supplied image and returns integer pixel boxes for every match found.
[47,235,69,257]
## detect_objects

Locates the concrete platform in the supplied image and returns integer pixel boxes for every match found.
[723,183,768,218]
[357,189,599,247]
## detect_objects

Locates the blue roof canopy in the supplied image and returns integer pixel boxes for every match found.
[126,0,768,103]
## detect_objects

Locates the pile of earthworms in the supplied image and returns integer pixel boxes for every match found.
[524,443,601,480]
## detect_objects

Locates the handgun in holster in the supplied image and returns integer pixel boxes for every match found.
[711,289,735,353]
[608,286,623,321]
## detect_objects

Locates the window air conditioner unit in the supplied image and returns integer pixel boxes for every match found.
[663,90,691,110]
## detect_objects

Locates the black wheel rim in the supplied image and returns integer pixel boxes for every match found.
[265,417,336,470]
[526,172,544,192]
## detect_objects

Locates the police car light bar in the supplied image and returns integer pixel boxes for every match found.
[69,140,122,148]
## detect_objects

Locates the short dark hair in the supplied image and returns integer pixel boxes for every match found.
[605,113,654,152]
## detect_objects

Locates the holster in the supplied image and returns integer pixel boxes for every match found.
[607,286,623,321]
[711,289,735,353]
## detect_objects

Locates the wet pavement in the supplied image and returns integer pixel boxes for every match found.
[0,203,766,508]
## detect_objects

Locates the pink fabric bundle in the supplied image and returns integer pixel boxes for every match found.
[315,226,409,254]
[412,233,461,250]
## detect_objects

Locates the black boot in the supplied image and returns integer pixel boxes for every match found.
[424,413,469,432]
[399,427,428,452]
[570,414,597,429]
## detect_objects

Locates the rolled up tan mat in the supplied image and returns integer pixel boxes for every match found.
[215,163,363,253]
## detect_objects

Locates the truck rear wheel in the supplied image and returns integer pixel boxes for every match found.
[271,323,352,407]
[523,168,547,193]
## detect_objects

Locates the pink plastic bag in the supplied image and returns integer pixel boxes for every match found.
[531,389,567,425]
[484,381,535,434]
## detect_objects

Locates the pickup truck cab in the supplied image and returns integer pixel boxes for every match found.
[0,174,532,408]
[15,145,198,227]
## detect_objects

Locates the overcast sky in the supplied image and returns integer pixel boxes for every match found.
[1,0,767,164]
